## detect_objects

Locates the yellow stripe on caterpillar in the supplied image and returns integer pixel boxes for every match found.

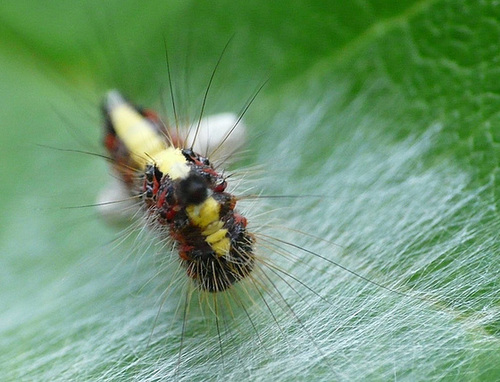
[106,90,190,180]
[186,197,221,228]
[108,103,166,168]
[205,228,228,246]
[202,220,225,236]
[186,197,230,256]
[154,148,190,180]
[210,236,231,257]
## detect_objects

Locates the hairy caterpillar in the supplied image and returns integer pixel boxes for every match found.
[3,2,496,380]
[102,89,255,293]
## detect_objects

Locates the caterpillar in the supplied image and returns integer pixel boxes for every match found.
[102,89,254,293]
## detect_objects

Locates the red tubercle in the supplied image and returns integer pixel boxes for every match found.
[142,108,161,124]
[165,208,177,222]
[104,134,117,152]
[202,167,218,176]
[152,178,160,195]
[179,250,191,261]
[214,181,227,193]
[156,189,166,208]
[234,213,247,227]
[178,242,195,261]
[155,190,179,222]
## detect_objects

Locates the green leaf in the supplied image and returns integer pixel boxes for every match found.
[1,0,499,380]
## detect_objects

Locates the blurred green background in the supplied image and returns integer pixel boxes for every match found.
[1,0,499,381]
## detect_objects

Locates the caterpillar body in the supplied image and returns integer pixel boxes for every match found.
[103,90,254,292]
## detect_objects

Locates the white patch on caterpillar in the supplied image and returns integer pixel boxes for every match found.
[184,112,246,162]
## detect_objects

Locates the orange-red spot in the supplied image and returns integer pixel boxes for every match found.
[157,190,166,208]
[142,109,160,124]
[214,181,227,193]
[234,213,247,227]
[104,134,117,151]
[179,244,194,261]
[152,178,160,195]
